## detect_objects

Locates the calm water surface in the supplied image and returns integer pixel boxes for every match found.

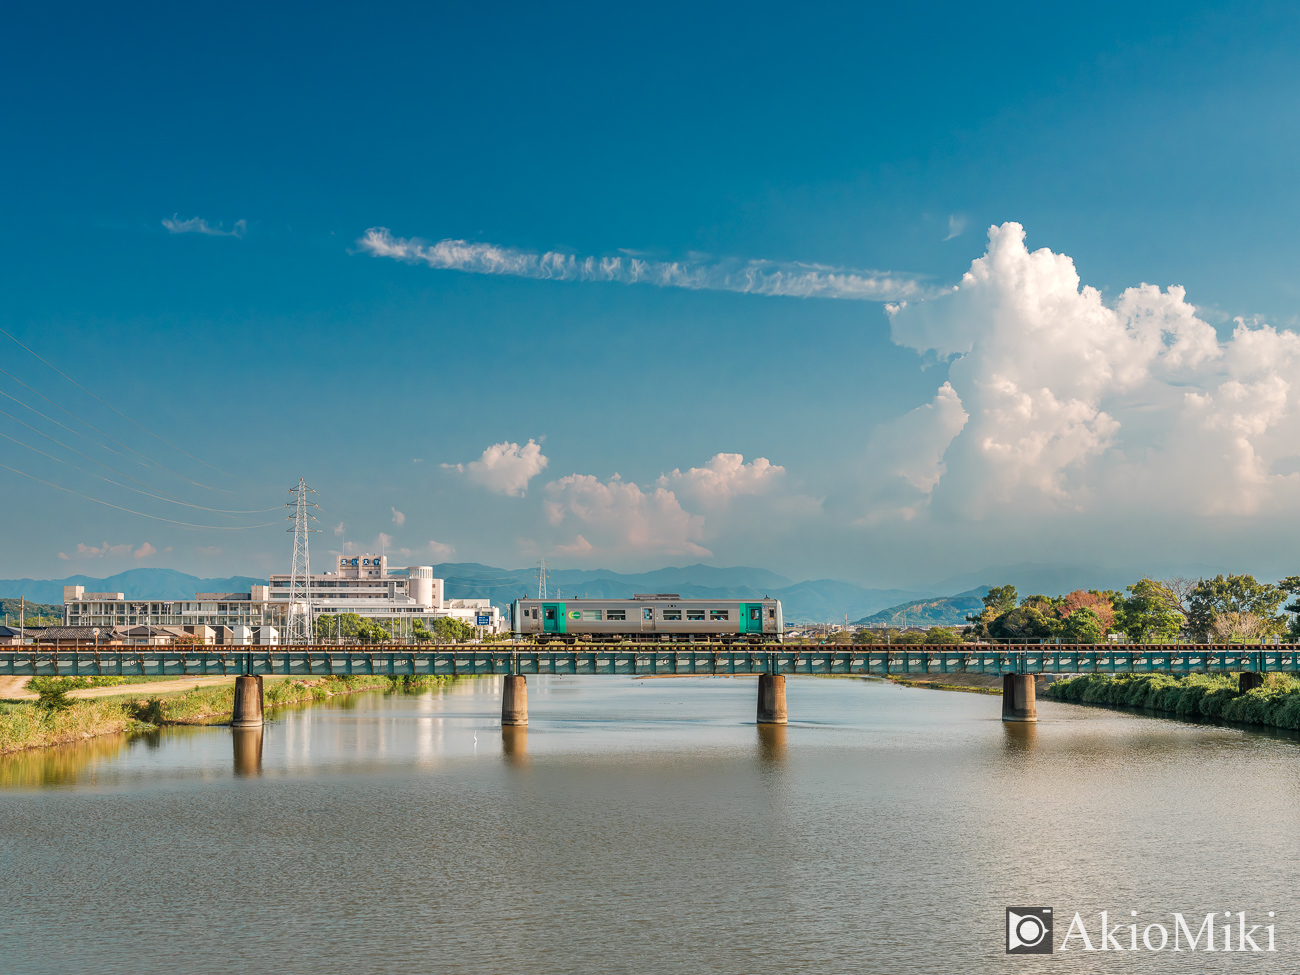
[1,676,1298,974]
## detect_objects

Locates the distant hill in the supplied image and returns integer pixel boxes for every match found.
[0,598,62,623]
[422,563,931,622]
[0,563,931,623]
[922,562,1235,599]
[0,569,265,603]
[855,587,989,627]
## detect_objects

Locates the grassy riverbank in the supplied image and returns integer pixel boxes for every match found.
[0,674,456,754]
[1047,672,1300,729]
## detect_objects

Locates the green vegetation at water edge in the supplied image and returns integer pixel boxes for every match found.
[125,674,455,724]
[0,698,149,754]
[0,675,459,752]
[1047,672,1300,729]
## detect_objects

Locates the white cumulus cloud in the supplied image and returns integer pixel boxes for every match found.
[357,228,923,302]
[658,453,785,505]
[879,221,1300,521]
[445,439,549,496]
[427,540,455,560]
[544,473,710,560]
[391,507,405,526]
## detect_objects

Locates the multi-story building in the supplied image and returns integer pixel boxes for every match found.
[63,554,502,639]
[62,587,278,630]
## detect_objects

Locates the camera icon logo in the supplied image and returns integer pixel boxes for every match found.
[1006,907,1053,954]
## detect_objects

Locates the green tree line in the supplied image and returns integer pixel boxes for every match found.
[313,613,486,644]
[944,574,1300,644]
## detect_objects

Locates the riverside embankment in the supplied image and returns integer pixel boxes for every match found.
[1047,671,1300,730]
[0,674,454,754]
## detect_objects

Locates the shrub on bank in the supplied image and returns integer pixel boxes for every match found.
[1047,672,1300,730]
[124,674,457,724]
[0,699,141,754]
[2,674,460,752]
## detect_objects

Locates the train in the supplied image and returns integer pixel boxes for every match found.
[510,594,784,643]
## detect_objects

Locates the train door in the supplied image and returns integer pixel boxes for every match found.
[641,605,656,632]
[742,603,765,635]
[542,603,566,634]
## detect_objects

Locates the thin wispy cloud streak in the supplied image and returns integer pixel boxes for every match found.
[163,214,247,238]
[357,228,925,301]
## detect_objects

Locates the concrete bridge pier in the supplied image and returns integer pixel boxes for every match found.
[502,675,528,726]
[757,674,787,725]
[231,675,264,728]
[1240,672,1265,693]
[1002,675,1037,722]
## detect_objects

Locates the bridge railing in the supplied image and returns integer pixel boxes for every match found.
[0,644,1296,678]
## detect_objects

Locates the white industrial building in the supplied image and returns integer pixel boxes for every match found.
[62,554,502,642]
[270,555,501,632]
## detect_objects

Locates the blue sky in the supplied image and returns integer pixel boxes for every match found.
[4,0,1300,588]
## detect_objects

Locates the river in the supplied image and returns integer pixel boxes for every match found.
[0,675,1295,973]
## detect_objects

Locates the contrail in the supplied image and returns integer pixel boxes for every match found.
[356,228,926,301]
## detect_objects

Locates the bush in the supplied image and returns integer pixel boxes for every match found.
[1046,671,1300,729]
[27,676,126,711]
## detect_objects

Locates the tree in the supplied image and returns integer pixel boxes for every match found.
[1279,576,1300,640]
[1117,579,1185,642]
[1186,575,1285,641]
[414,617,476,643]
[1210,612,1265,643]
[965,585,1019,637]
[1058,590,1117,633]
[922,627,961,645]
[987,607,1057,641]
[1060,607,1105,644]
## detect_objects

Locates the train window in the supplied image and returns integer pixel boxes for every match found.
[662,611,682,620]
[749,607,761,621]
[581,610,602,620]
[531,609,538,619]
[768,609,775,618]
[544,608,556,621]
[605,610,627,621]
[710,610,729,620]
[686,610,705,621]
[643,607,654,620]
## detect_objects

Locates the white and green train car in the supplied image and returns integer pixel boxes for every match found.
[510,594,783,644]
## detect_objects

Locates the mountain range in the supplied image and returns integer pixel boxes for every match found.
[0,560,1241,624]
[0,564,931,623]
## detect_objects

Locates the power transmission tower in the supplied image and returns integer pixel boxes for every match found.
[285,478,320,645]
[536,557,549,599]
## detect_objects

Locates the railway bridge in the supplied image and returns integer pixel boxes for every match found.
[1,643,1293,726]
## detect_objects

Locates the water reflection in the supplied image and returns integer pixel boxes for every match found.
[501,725,528,766]
[0,733,129,788]
[1002,719,1039,752]
[231,728,263,777]
[756,722,787,764]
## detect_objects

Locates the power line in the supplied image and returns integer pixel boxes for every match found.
[0,462,279,530]
[0,365,228,494]
[0,427,280,514]
[0,326,239,486]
